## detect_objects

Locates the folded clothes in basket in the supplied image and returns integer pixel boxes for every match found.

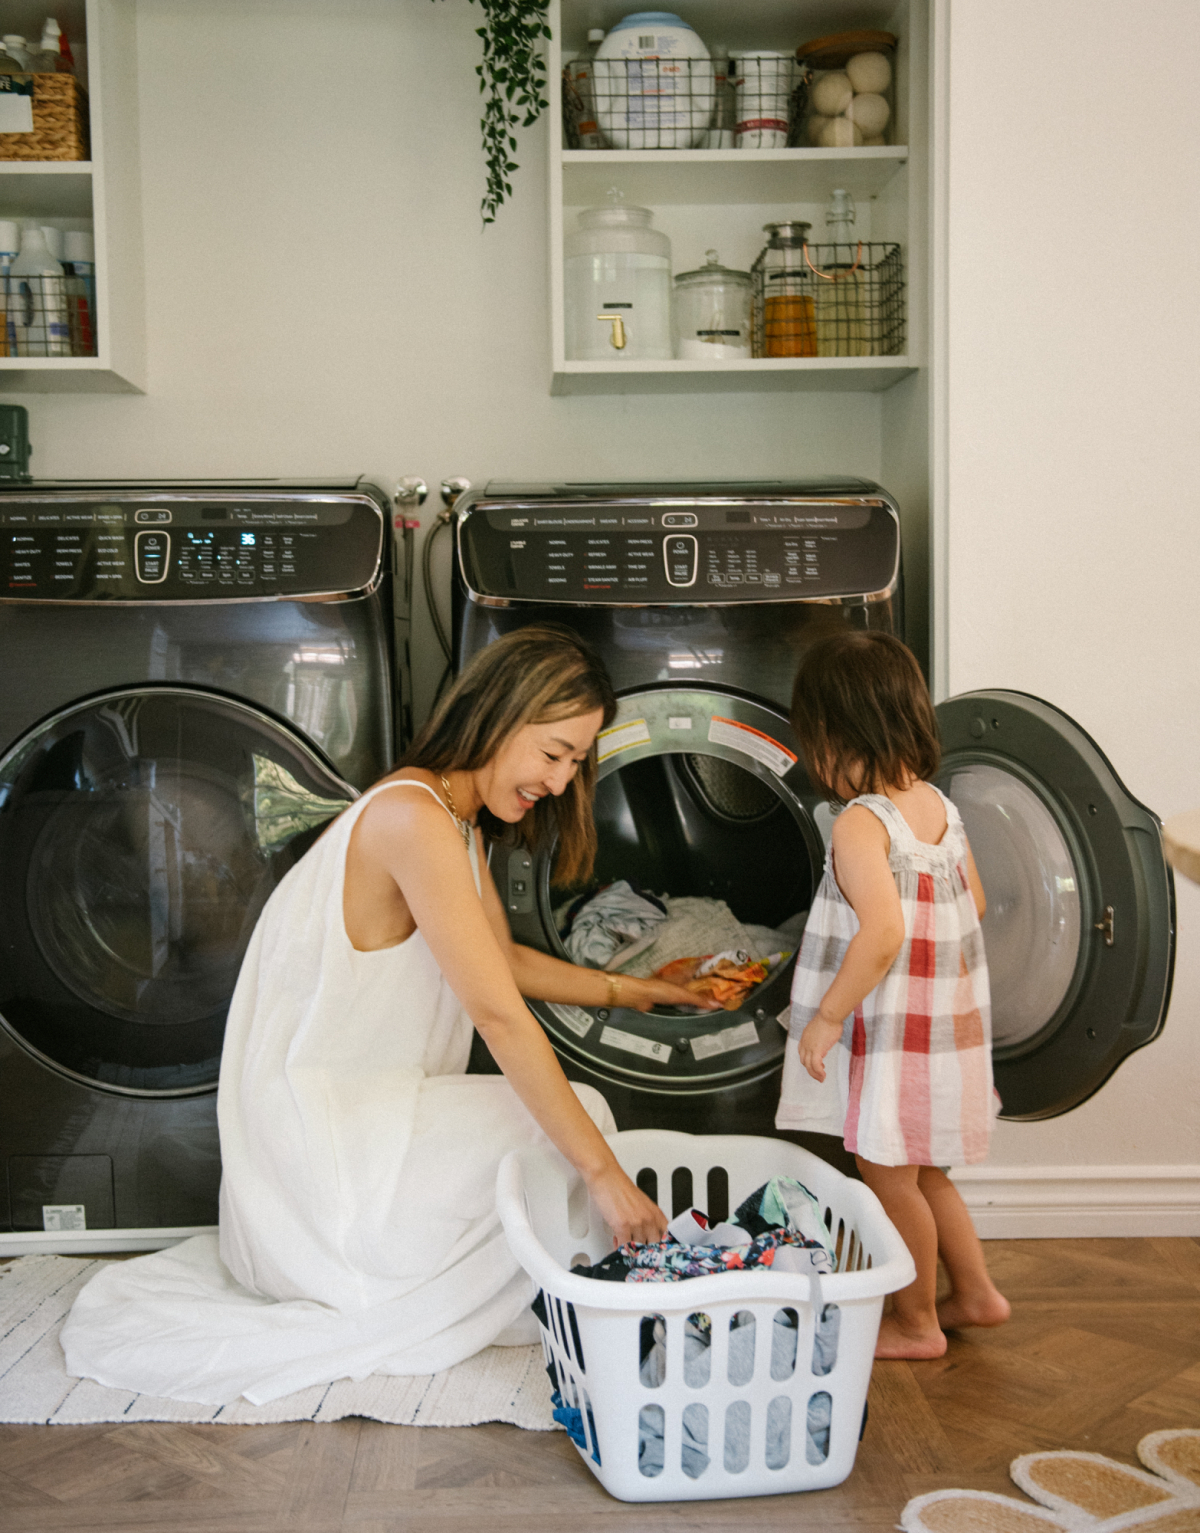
[569,1176,837,1284]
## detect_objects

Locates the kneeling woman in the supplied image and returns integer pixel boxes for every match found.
[63,625,708,1406]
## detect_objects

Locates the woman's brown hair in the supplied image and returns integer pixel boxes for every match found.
[399,623,617,884]
[790,630,940,804]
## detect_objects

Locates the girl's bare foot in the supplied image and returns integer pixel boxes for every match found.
[937,1287,1011,1331]
[874,1314,947,1360]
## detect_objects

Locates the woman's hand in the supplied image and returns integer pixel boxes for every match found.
[586,1162,668,1247]
[798,1012,845,1083]
[610,974,722,1013]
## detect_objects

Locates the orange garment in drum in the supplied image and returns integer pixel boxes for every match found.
[654,953,770,1011]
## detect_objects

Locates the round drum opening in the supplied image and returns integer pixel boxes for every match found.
[0,688,354,1095]
[940,761,1083,1050]
[552,750,815,1016]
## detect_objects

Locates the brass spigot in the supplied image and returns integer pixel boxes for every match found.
[597,313,628,350]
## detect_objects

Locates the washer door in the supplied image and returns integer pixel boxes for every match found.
[0,686,356,1096]
[504,688,825,1093]
[936,690,1174,1119]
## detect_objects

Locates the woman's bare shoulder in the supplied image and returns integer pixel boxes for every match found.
[356,772,455,833]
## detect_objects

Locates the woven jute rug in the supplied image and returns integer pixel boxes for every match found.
[903,1429,1200,1532]
[0,1254,556,1429]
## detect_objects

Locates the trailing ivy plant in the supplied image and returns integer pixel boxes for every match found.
[436,0,552,225]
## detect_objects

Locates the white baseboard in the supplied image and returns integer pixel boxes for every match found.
[951,1165,1200,1239]
[0,1226,216,1258]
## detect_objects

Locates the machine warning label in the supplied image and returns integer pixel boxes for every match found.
[547,1003,594,1039]
[708,717,797,777]
[690,1021,761,1061]
[42,1205,86,1232]
[599,1026,673,1065]
[597,718,652,762]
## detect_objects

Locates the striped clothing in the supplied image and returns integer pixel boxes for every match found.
[776,787,995,1167]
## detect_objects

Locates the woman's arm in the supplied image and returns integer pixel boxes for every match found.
[798,806,906,1083]
[476,845,718,1014]
[364,791,667,1243]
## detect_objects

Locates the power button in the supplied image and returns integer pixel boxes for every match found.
[135,529,170,584]
[664,534,698,587]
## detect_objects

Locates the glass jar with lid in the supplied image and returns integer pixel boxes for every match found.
[564,192,673,361]
[674,249,752,360]
[751,221,816,357]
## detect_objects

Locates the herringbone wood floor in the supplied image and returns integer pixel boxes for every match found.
[2,1237,1199,1531]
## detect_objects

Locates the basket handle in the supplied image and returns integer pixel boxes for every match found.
[803,240,862,281]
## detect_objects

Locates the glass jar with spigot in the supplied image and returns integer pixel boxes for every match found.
[564,190,673,361]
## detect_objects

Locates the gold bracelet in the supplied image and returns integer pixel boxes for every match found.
[605,973,620,1008]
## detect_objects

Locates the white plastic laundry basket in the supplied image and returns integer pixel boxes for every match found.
[497,1130,915,1503]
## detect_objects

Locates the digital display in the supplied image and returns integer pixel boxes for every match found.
[241,533,256,546]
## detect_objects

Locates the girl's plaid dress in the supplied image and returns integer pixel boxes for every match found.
[776,787,995,1167]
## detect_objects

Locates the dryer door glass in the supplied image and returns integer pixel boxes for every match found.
[0,687,355,1096]
[506,689,825,1096]
[935,691,1174,1120]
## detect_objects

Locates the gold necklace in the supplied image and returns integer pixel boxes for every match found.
[439,774,472,850]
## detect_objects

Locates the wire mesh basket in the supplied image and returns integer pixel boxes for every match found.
[751,240,905,358]
[563,57,813,151]
[1,276,96,358]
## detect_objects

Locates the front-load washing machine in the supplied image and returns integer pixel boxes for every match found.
[0,479,408,1246]
[452,480,1174,1144]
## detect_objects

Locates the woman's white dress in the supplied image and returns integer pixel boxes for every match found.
[61,781,614,1406]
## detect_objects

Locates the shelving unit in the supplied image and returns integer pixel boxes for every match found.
[549,0,921,396]
[0,0,144,393]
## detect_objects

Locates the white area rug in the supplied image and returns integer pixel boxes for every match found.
[0,1254,556,1429]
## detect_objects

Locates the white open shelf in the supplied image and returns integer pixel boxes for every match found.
[0,0,144,393]
[549,0,921,396]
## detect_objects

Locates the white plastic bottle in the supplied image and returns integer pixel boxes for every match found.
[35,19,69,72]
[1,36,31,69]
[10,224,70,357]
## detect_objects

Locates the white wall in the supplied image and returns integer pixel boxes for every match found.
[10,0,886,720]
[943,0,1200,1185]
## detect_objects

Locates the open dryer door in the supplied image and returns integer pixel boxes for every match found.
[935,690,1175,1120]
[0,685,356,1097]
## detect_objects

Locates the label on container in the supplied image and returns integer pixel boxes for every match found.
[0,79,34,134]
[690,1020,761,1061]
[599,1025,672,1065]
[546,1003,594,1039]
[597,718,651,762]
[42,1204,86,1232]
[668,716,693,730]
[708,716,796,777]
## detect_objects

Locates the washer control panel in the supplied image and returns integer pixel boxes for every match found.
[459,496,899,604]
[0,494,384,601]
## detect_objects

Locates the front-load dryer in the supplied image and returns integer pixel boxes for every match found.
[0,479,408,1247]
[451,480,1174,1147]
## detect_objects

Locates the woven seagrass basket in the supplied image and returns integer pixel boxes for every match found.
[0,75,89,161]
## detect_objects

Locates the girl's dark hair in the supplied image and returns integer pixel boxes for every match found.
[399,623,617,884]
[790,630,940,804]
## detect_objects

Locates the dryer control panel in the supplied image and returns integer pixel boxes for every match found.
[457,493,900,605]
[0,492,385,602]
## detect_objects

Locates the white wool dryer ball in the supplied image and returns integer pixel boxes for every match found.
[819,116,863,148]
[806,113,830,144]
[811,70,854,117]
[846,92,890,137]
[846,51,892,94]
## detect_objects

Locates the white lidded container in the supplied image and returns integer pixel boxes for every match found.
[565,194,673,361]
[674,249,752,360]
[594,11,713,150]
[10,224,70,357]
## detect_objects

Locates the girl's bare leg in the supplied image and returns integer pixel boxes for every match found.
[855,1157,947,1359]
[917,1166,1011,1330]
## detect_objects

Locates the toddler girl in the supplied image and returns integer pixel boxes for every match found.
[776,630,1009,1359]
